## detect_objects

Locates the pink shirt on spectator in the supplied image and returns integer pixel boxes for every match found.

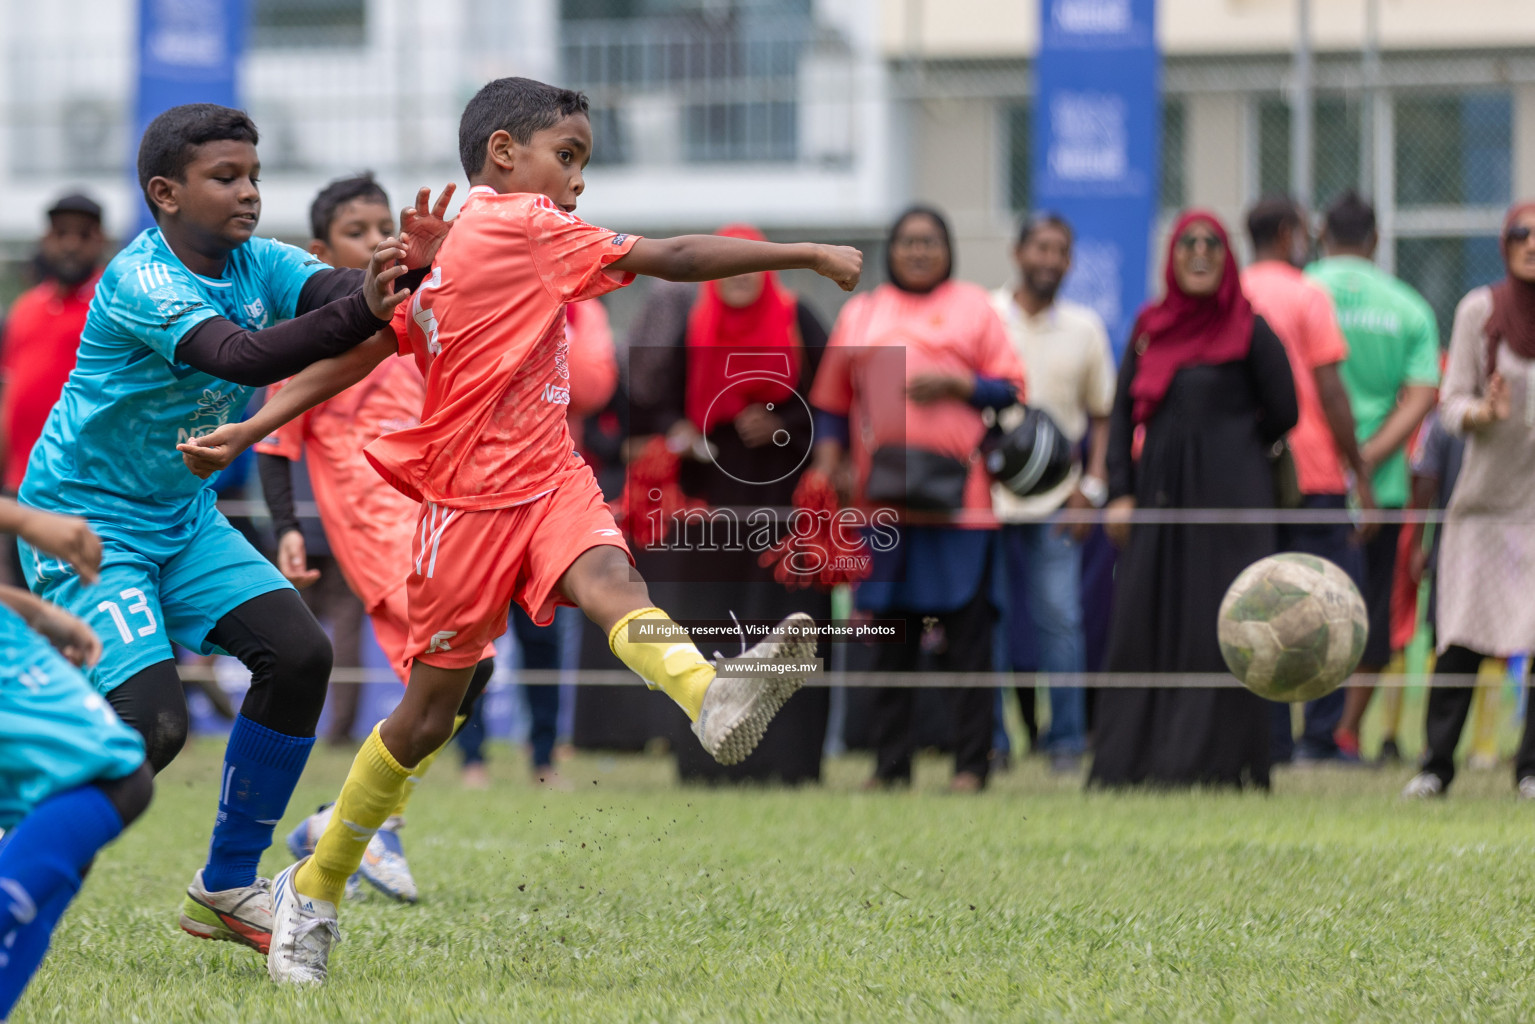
[810,279,1026,519]
[1241,260,1349,495]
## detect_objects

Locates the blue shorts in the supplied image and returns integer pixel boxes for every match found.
[19,501,292,695]
[0,605,144,829]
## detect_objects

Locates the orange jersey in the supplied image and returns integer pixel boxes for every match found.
[254,355,426,609]
[366,188,639,510]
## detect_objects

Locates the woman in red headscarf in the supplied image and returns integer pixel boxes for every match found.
[1417,201,1535,798]
[1089,210,1298,790]
[623,224,834,781]
[667,224,822,509]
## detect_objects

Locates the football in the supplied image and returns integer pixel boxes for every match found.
[1217,553,1368,703]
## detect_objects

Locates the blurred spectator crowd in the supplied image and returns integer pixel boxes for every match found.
[4,182,1533,799]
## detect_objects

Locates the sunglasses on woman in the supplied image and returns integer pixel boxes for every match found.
[1175,234,1224,254]
[1506,225,1535,244]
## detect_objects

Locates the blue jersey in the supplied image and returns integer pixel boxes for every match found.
[20,227,327,538]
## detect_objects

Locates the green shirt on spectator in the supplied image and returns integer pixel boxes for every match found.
[1306,255,1440,507]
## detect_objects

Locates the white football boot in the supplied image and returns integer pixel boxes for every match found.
[268,858,341,985]
[178,870,273,953]
[287,804,381,901]
[692,612,816,765]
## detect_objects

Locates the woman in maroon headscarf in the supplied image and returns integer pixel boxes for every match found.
[1089,210,1298,789]
[1422,201,1535,797]
[623,224,834,781]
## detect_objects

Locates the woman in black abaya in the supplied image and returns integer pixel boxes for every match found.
[1088,210,1298,789]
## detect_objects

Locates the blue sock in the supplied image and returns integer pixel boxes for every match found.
[202,716,314,893]
[1,887,72,1019]
[0,785,124,1018]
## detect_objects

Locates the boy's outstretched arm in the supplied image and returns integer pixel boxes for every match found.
[177,332,397,479]
[174,238,409,388]
[612,236,862,291]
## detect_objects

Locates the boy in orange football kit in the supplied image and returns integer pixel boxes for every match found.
[180,76,861,984]
[253,175,496,903]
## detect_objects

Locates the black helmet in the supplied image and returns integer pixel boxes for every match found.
[984,406,1073,498]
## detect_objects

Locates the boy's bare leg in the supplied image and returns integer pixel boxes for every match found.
[557,544,655,635]
[379,662,478,767]
[558,546,714,719]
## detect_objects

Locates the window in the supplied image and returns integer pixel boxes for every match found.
[1161,97,1186,212]
[685,100,797,163]
[252,0,365,48]
[1007,104,1031,212]
[1395,92,1511,208]
[559,3,814,164]
[562,0,812,18]
[586,105,629,166]
[1257,95,1362,207]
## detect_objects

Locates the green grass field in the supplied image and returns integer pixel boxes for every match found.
[19,737,1535,1023]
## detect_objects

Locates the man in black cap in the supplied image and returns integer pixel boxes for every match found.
[0,192,107,580]
[37,193,105,282]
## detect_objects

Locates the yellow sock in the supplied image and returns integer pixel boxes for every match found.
[294,724,413,904]
[1379,654,1404,747]
[608,607,714,721]
[390,715,467,817]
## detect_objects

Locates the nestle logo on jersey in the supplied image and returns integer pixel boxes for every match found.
[542,383,571,405]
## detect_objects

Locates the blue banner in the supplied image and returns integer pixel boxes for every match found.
[1033,0,1160,356]
[132,0,247,233]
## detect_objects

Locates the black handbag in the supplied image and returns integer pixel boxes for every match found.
[864,445,970,511]
[842,297,970,512]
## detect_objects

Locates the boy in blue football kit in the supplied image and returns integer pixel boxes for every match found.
[16,103,422,955]
[0,500,152,1020]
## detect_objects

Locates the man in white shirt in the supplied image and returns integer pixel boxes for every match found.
[991,213,1117,770]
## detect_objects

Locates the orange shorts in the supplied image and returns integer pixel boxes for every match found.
[367,585,496,683]
[404,465,631,671]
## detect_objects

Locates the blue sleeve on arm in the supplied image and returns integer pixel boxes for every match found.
[813,409,850,447]
[969,376,1016,410]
